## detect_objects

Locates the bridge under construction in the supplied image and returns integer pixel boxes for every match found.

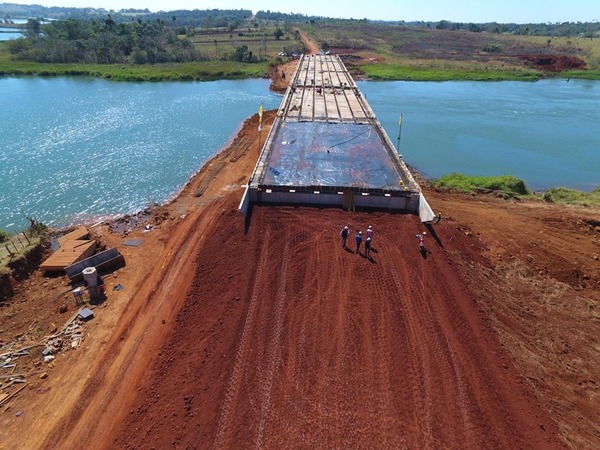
[240,54,434,222]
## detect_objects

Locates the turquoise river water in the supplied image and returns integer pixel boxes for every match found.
[1,77,599,232]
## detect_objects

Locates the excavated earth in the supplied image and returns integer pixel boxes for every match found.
[1,65,600,449]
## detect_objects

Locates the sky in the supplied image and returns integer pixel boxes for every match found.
[5,0,600,24]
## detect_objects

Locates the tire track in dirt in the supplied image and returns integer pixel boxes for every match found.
[289,223,323,447]
[414,255,486,447]
[255,234,291,447]
[388,254,436,448]
[389,243,495,448]
[363,261,407,448]
[212,225,272,449]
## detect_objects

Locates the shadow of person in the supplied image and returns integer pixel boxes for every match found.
[243,204,254,235]
[425,223,443,248]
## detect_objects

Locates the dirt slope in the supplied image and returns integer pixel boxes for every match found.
[427,191,600,449]
[109,205,563,449]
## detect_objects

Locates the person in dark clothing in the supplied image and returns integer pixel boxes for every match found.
[365,236,372,257]
[355,231,362,254]
[340,225,349,247]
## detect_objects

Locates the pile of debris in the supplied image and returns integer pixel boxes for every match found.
[0,307,94,408]
[0,344,36,408]
[42,307,93,356]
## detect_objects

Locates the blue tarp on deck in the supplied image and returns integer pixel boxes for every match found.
[260,121,409,190]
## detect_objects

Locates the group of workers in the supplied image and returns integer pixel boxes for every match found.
[340,225,428,257]
[340,225,374,257]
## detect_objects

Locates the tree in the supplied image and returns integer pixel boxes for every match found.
[436,20,450,30]
[104,14,115,31]
[25,19,41,37]
[273,27,284,40]
[231,44,250,62]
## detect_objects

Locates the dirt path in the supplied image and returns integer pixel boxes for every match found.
[267,29,316,93]
[297,28,320,54]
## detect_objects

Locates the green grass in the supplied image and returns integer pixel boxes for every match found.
[432,173,530,195]
[542,187,600,207]
[432,173,600,207]
[0,45,272,81]
[560,69,600,80]
[357,63,541,81]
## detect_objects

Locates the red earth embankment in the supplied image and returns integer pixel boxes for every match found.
[109,205,563,449]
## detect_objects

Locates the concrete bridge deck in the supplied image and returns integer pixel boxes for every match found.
[241,54,434,220]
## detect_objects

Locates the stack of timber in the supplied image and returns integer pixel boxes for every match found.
[40,226,96,273]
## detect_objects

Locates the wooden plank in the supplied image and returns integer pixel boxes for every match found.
[58,240,95,252]
[40,241,97,271]
[0,383,27,406]
[58,226,89,245]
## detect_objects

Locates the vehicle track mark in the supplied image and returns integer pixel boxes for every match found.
[213,228,272,449]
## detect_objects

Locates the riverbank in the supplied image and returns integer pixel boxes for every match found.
[2,42,599,82]
[0,52,272,81]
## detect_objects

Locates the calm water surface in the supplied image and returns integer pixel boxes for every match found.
[0,78,280,231]
[1,77,599,232]
[0,30,23,41]
[360,79,600,192]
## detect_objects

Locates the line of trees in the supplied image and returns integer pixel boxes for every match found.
[431,20,600,37]
[6,17,204,64]
[0,3,252,27]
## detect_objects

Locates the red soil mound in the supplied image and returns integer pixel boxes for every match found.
[518,54,587,71]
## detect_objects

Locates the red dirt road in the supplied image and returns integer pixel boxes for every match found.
[110,206,561,449]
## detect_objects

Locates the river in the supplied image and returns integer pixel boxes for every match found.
[0,78,280,232]
[1,77,599,232]
[361,79,600,192]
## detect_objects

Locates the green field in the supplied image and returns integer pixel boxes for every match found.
[187,25,303,60]
[300,22,600,80]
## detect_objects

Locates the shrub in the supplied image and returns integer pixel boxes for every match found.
[26,216,49,238]
[0,229,10,243]
[543,187,600,206]
[432,173,530,195]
